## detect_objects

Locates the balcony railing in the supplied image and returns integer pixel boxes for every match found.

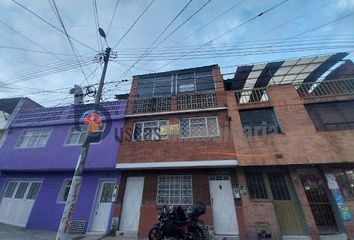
[177,92,218,110]
[133,96,171,113]
[295,79,354,98]
[235,87,269,104]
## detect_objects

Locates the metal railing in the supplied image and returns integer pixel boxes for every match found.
[235,87,269,104]
[295,79,354,98]
[133,96,172,113]
[177,92,218,110]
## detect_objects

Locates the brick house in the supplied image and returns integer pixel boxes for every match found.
[224,53,354,239]
[114,65,241,239]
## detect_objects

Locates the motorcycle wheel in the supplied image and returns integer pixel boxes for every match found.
[185,225,204,240]
[148,226,163,240]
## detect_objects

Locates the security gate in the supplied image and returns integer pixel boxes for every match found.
[0,180,41,227]
[299,171,338,234]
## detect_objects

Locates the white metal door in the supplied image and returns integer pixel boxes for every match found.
[119,177,144,232]
[90,181,115,232]
[0,181,41,227]
[209,176,239,235]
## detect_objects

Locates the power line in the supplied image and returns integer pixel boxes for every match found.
[11,0,97,52]
[107,0,120,37]
[93,0,104,50]
[0,19,63,62]
[112,0,156,49]
[153,0,290,72]
[0,45,76,56]
[287,12,354,40]
[119,0,194,77]
[50,0,89,84]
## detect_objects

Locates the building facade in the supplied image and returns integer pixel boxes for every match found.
[0,100,126,234]
[224,55,354,239]
[114,65,241,239]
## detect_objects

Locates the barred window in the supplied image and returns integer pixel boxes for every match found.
[245,172,268,199]
[58,179,72,203]
[133,120,168,141]
[180,116,219,138]
[156,176,193,205]
[239,108,281,136]
[16,128,51,148]
[305,101,354,131]
[335,170,354,199]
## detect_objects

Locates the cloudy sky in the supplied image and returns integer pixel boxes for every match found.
[0,0,353,107]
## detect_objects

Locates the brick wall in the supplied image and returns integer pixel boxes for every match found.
[227,84,354,166]
[115,169,240,238]
[117,110,235,163]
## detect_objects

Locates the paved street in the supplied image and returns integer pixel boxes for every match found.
[0,224,137,240]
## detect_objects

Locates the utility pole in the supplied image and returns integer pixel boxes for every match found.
[56,38,111,239]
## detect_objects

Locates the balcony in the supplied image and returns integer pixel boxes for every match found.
[235,87,269,104]
[295,79,354,98]
[133,96,171,113]
[177,92,218,110]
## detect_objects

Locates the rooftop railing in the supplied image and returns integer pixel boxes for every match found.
[295,79,354,98]
[235,87,269,104]
[133,96,172,113]
[177,92,218,110]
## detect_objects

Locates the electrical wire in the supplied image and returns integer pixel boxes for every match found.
[112,0,156,49]
[153,0,291,72]
[119,0,194,77]
[107,0,120,37]
[11,0,97,53]
[50,0,93,85]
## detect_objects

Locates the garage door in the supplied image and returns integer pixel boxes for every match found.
[0,180,41,227]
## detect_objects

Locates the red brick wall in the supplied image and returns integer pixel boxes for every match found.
[117,111,235,164]
[227,84,354,166]
[115,169,241,238]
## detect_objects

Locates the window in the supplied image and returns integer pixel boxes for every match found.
[305,100,354,131]
[4,181,17,198]
[136,70,215,97]
[65,126,88,145]
[334,170,354,199]
[156,176,192,205]
[245,172,268,199]
[137,76,172,97]
[16,128,51,148]
[177,70,215,94]
[180,116,219,138]
[58,179,72,203]
[26,182,41,200]
[14,182,29,199]
[239,108,281,136]
[133,120,168,141]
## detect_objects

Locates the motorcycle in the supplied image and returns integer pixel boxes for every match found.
[149,202,206,240]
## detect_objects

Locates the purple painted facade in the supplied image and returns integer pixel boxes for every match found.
[0,100,126,233]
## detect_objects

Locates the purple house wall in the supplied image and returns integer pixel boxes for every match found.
[0,100,126,233]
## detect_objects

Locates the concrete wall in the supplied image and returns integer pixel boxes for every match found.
[0,170,120,232]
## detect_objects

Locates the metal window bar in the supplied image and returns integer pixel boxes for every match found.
[246,172,268,199]
[295,79,354,98]
[235,87,269,104]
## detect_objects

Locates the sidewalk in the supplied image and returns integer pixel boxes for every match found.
[0,224,137,240]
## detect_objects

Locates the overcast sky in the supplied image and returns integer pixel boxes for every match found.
[0,0,353,107]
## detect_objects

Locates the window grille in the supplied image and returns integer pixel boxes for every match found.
[156,176,192,205]
[335,170,354,199]
[180,117,219,138]
[305,100,354,131]
[239,108,281,136]
[245,172,268,199]
[133,120,168,141]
